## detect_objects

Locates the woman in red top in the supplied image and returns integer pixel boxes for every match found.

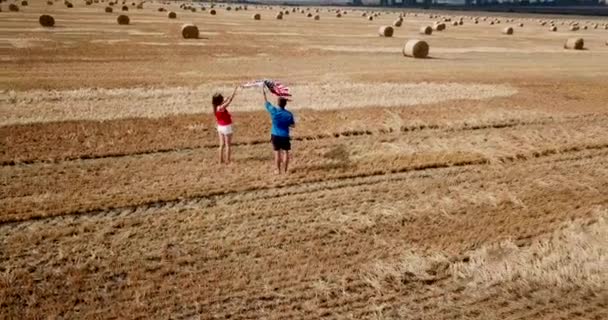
[212,87,237,164]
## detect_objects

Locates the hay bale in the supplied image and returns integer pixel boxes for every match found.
[226,6,231,11]
[314,14,320,20]
[117,14,129,25]
[276,13,283,20]
[121,5,128,11]
[570,25,579,31]
[519,23,524,27]
[433,22,446,31]
[21,0,28,6]
[503,27,514,35]
[168,11,176,19]
[158,7,165,12]
[452,21,458,26]
[39,14,55,27]
[420,26,433,35]
[9,3,19,11]
[66,2,73,8]
[307,12,312,17]
[550,26,557,32]
[378,26,394,37]
[210,9,216,15]
[368,16,373,21]
[564,38,584,50]
[393,19,402,27]
[181,24,199,39]
[336,13,341,18]
[253,13,261,20]
[105,6,112,13]
[47,0,53,4]
[403,39,429,58]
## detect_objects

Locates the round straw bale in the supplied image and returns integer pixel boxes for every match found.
[582,25,588,30]
[490,21,495,25]
[420,25,433,35]
[253,13,260,20]
[168,11,176,19]
[379,26,394,37]
[503,27,514,35]
[48,0,53,4]
[336,13,341,18]
[39,14,55,27]
[105,6,112,12]
[433,22,446,31]
[570,25,579,31]
[368,16,373,21]
[307,12,312,17]
[452,21,458,26]
[226,6,231,11]
[550,26,557,32]
[21,0,27,5]
[519,23,524,27]
[121,5,127,11]
[314,14,320,20]
[276,13,283,19]
[210,9,216,15]
[564,38,584,50]
[361,12,367,17]
[158,7,165,12]
[393,19,402,27]
[117,14,129,25]
[181,24,199,39]
[66,2,73,7]
[190,8,196,12]
[403,39,429,58]
[9,3,19,11]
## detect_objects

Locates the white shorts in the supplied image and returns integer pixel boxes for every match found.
[217,124,233,135]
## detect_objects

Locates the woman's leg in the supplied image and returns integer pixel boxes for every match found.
[218,132,225,164]
[225,134,232,164]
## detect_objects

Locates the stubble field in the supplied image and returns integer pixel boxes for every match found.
[1,1,608,319]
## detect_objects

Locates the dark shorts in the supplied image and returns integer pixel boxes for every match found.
[271,135,291,151]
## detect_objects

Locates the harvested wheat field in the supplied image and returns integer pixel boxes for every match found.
[1,0,608,319]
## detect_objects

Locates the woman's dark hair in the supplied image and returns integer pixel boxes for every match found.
[278,97,288,108]
[212,93,224,112]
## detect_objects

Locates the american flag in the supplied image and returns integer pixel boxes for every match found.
[264,80,291,97]
[242,79,291,98]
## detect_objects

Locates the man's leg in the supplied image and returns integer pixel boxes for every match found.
[274,150,282,174]
[283,150,290,173]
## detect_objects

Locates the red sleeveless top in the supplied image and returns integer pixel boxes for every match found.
[215,109,232,126]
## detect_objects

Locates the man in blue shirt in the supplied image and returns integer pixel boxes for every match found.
[263,86,295,174]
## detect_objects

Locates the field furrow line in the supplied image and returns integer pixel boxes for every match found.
[2,142,607,227]
[3,113,603,167]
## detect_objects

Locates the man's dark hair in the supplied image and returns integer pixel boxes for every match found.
[278,97,288,108]
[212,93,224,107]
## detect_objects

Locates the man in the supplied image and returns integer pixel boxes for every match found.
[263,86,295,174]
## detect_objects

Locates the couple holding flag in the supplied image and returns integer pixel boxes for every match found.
[212,80,295,174]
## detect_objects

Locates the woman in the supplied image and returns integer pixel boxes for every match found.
[212,87,238,164]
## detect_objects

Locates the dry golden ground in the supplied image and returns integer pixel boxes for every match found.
[1,1,608,319]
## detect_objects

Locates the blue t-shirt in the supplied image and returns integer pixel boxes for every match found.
[265,102,294,137]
